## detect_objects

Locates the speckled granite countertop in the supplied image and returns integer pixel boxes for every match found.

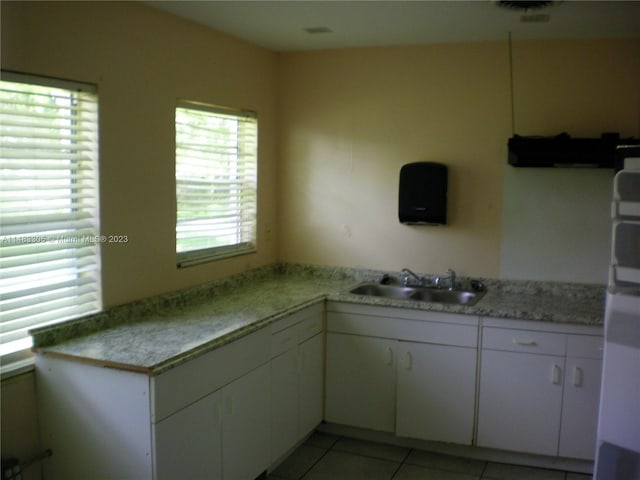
[31,263,605,375]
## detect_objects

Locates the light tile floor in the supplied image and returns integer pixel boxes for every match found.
[268,433,592,480]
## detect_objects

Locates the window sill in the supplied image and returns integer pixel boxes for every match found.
[1,355,35,381]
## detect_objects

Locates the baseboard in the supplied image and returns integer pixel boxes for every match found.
[317,422,594,475]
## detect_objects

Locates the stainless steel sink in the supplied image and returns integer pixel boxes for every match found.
[348,283,417,300]
[347,282,486,306]
[408,288,483,305]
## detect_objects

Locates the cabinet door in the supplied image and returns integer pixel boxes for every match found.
[477,350,564,456]
[154,391,222,480]
[559,357,602,460]
[271,348,299,462]
[222,363,271,480]
[396,341,476,445]
[325,333,397,432]
[299,333,323,437]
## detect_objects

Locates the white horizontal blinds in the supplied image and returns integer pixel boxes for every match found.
[176,101,257,266]
[0,74,101,360]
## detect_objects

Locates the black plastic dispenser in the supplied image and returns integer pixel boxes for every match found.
[398,162,448,225]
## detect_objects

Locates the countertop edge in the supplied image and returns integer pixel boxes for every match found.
[30,263,606,376]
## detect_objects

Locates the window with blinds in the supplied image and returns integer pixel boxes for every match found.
[0,72,101,372]
[175,101,257,267]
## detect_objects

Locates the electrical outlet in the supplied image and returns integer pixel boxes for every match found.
[264,223,272,242]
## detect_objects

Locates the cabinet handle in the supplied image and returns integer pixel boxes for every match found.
[386,347,393,366]
[512,338,537,346]
[404,351,413,371]
[552,364,562,385]
[573,366,583,387]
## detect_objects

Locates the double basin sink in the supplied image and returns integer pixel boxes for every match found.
[347,282,486,306]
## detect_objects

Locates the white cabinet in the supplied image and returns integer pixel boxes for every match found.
[37,356,153,480]
[396,341,476,445]
[477,348,565,456]
[477,322,603,459]
[154,390,222,480]
[299,332,324,435]
[152,327,272,480]
[325,302,478,442]
[560,336,603,460]
[139,360,272,480]
[326,332,397,432]
[270,303,324,462]
[222,363,271,480]
[38,306,307,480]
[271,348,299,460]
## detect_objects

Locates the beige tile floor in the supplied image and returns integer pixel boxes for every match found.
[268,433,592,480]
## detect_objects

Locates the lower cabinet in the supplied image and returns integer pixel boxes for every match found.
[326,333,397,432]
[396,341,476,445]
[36,303,323,480]
[325,303,603,462]
[559,345,603,459]
[154,390,222,479]
[270,303,324,462]
[477,322,603,460]
[154,363,270,480]
[477,349,565,456]
[325,302,479,444]
[221,364,271,479]
[299,332,324,435]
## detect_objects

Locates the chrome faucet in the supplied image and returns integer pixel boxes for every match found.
[434,269,456,290]
[401,268,426,287]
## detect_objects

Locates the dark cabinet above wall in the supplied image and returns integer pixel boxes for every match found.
[507,133,638,168]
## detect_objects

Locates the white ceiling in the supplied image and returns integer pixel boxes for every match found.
[146,1,640,52]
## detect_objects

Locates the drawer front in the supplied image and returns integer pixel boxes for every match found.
[298,314,323,342]
[327,312,477,348]
[152,327,270,422]
[271,326,298,358]
[271,302,324,334]
[483,327,566,356]
[567,334,604,359]
[271,303,324,357]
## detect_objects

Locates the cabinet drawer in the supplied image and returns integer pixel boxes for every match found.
[298,314,323,342]
[271,303,324,334]
[483,327,566,355]
[271,304,323,358]
[271,327,298,357]
[567,334,603,359]
[328,312,476,348]
[152,327,270,422]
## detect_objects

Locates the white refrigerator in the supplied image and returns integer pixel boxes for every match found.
[594,145,640,480]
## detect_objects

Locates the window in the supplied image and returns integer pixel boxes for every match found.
[175,101,257,267]
[0,72,101,373]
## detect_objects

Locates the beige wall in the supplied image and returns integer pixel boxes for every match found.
[0,372,41,480]
[1,2,639,476]
[1,1,279,308]
[277,38,640,281]
[502,39,639,283]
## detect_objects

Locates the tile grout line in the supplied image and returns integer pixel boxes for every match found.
[298,434,342,480]
[389,447,414,479]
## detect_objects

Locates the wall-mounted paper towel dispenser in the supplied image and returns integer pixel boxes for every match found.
[398,162,448,225]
